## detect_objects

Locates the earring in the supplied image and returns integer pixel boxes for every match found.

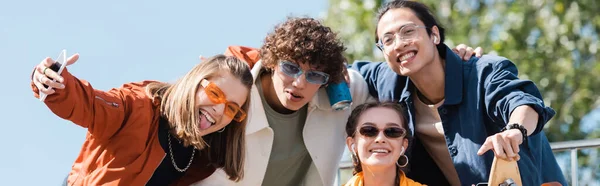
[396,146,408,167]
[396,154,409,167]
[350,144,358,159]
[433,36,438,43]
[217,126,226,133]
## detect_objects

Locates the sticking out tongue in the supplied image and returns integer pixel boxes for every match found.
[199,113,211,130]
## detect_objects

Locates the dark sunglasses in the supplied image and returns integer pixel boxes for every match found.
[359,125,407,138]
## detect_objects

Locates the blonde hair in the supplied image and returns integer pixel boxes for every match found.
[146,54,252,181]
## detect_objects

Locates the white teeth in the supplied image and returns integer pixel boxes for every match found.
[399,52,415,61]
[200,111,216,125]
[370,149,389,153]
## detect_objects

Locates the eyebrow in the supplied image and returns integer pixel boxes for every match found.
[386,123,402,127]
[360,122,402,127]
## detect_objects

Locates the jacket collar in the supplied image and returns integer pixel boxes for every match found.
[400,44,464,105]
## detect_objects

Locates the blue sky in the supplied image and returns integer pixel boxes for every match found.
[0,0,326,184]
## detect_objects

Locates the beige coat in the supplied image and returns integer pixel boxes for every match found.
[193,60,374,186]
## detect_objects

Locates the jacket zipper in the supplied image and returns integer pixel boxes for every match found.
[95,96,119,107]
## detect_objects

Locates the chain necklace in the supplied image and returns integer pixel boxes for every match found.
[167,133,195,172]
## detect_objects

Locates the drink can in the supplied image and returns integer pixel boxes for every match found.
[326,81,353,111]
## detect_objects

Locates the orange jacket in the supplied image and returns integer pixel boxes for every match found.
[31,69,214,186]
[344,171,425,186]
[223,45,260,68]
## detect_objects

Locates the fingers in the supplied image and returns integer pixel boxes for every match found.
[37,58,64,82]
[507,130,522,161]
[33,74,56,95]
[41,57,55,67]
[477,137,493,155]
[478,132,523,161]
[453,44,484,60]
[490,135,507,160]
[65,53,80,66]
[501,134,517,161]
[343,65,350,88]
[453,44,467,60]
[478,134,507,160]
[474,47,483,57]
[34,57,66,93]
[39,73,65,89]
[42,65,64,83]
[463,47,474,60]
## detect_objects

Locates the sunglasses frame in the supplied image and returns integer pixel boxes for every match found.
[278,61,330,85]
[358,125,407,139]
[200,79,246,122]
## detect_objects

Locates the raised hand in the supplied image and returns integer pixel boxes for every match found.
[32,53,80,96]
[452,44,483,61]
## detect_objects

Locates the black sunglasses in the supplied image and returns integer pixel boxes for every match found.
[359,125,407,138]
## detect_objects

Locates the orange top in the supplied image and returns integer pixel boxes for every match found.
[344,171,425,186]
[31,69,214,185]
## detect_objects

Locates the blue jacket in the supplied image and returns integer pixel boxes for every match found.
[352,45,567,186]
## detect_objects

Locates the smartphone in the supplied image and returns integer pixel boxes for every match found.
[326,81,352,111]
[39,49,67,102]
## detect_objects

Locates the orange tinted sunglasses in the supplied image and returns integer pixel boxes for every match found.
[200,79,247,122]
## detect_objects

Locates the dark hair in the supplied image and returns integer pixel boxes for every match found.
[345,101,412,175]
[375,0,446,52]
[261,17,347,84]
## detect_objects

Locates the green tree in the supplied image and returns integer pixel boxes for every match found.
[325,0,599,184]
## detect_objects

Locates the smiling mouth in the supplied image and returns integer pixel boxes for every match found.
[199,110,216,126]
[397,51,416,63]
[369,149,391,153]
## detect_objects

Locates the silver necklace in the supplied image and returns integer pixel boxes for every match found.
[167,133,195,172]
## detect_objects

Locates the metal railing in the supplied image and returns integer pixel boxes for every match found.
[337,138,600,186]
[550,138,600,186]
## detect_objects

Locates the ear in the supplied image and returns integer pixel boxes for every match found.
[346,137,355,154]
[430,25,441,45]
[401,138,409,155]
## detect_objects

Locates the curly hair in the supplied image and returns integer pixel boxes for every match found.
[260,17,347,84]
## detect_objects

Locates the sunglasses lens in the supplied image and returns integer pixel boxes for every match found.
[384,127,406,138]
[306,71,329,85]
[359,126,379,137]
[280,62,301,77]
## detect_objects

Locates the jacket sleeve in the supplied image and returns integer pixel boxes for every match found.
[350,61,387,99]
[483,59,555,135]
[31,68,129,139]
[347,68,376,109]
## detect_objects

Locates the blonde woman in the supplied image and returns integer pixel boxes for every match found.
[344,102,423,186]
[30,54,252,185]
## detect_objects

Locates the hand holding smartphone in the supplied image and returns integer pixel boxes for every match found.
[39,49,68,102]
